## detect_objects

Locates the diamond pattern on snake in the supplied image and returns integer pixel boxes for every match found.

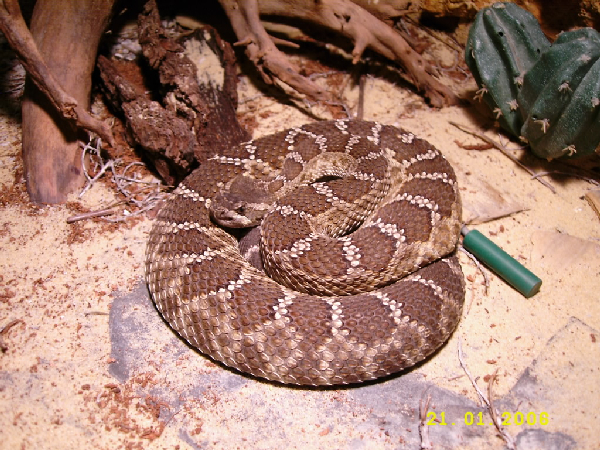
[145,119,465,385]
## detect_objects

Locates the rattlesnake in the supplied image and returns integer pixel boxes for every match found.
[145,119,465,385]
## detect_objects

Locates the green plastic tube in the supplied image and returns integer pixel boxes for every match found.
[461,227,542,298]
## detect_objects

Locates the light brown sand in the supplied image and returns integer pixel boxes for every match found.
[1,47,599,450]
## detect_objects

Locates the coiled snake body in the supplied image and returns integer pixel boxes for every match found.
[146,120,464,385]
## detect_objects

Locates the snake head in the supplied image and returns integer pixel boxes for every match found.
[210,175,274,228]
[210,197,259,228]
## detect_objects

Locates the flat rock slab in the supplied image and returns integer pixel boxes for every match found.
[106,281,590,449]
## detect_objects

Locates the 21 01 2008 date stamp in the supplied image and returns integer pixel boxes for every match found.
[426,411,549,427]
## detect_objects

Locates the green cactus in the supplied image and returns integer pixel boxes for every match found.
[518,28,600,159]
[465,2,550,136]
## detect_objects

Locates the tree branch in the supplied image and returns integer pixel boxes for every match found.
[219,0,458,106]
[0,0,115,146]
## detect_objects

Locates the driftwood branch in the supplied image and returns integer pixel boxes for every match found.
[0,0,115,146]
[0,0,116,203]
[220,0,328,100]
[219,0,458,107]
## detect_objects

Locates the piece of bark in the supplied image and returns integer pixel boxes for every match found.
[0,0,116,203]
[97,56,196,186]
[138,0,250,164]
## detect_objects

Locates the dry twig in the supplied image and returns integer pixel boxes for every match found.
[459,246,490,296]
[0,319,24,353]
[84,311,110,317]
[69,138,167,223]
[67,207,117,224]
[531,171,600,187]
[457,338,517,450]
[449,121,556,193]
[419,391,433,450]
[356,73,367,120]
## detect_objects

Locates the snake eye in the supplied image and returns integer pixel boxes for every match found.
[236,205,245,214]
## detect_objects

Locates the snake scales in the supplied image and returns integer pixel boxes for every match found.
[145,119,465,385]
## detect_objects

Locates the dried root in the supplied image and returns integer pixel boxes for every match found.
[219,0,458,107]
[68,138,167,223]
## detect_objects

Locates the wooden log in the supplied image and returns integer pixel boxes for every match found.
[21,0,115,203]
